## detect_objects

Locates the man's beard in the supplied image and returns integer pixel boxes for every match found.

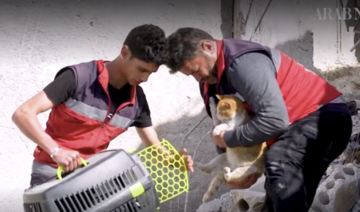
[206,69,218,84]
[201,56,217,84]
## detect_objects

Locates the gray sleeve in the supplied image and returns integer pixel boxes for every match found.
[223,52,289,147]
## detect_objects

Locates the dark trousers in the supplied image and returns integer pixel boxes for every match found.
[26,161,57,190]
[216,103,352,212]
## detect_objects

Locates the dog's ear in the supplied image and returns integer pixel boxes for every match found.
[215,94,222,100]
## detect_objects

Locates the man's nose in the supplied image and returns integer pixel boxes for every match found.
[193,73,202,82]
[142,74,150,82]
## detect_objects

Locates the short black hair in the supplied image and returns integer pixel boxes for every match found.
[123,24,168,66]
[166,27,214,73]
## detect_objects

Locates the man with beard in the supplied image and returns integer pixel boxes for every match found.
[165,27,352,212]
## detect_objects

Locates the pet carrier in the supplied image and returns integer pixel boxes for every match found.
[23,139,189,212]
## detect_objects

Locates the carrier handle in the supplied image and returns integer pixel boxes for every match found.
[57,158,88,180]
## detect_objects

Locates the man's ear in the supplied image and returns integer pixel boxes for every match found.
[120,45,131,60]
[201,40,215,54]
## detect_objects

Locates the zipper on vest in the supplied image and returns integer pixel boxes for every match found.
[101,86,112,127]
[102,108,111,126]
[100,84,133,128]
[100,87,125,127]
[102,108,111,127]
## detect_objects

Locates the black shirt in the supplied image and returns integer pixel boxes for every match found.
[43,69,152,128]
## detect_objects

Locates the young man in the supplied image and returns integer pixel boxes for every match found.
[12,24,193,188]
[165,27,352,212]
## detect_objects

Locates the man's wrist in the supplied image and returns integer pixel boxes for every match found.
[223,130,238,148]
[50,146,61,158]
[41,139,60,156]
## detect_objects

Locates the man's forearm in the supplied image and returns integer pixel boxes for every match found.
[136,126,160,147]
[223,116,287,147]
[222,52,289,147]
[12,109,58,154]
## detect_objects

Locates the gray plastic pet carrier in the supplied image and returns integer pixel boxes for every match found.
[22,139,189,212]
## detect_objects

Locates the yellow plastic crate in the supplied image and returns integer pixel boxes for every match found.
[135,139,189,204]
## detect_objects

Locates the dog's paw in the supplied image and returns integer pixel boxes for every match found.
[224,173,231,182]
[212,126,222,136]
[202,193,211,204]
[224,167,231,173]
[224,167,232,181]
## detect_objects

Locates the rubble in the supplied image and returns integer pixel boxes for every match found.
[350,199,360,212]
[196,175,266,212]
[309,163,360,212]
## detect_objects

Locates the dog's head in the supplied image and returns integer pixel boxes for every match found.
[215,94,246,120]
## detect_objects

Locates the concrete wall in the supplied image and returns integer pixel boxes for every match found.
[0,0,233,211]
[234,0,360,103]
[234,0,359,68]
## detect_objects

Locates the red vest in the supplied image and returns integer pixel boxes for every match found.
[34,60,140,167]
[200,39,342,147]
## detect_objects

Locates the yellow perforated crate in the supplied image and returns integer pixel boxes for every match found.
[135,139,189,204]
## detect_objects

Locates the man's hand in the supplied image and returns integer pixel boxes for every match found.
[179,148,194,173]
[225,173,261,189]
[136,127,195,173]
[52,148,83,172]
[212,131,227,148]
[154,145,194,173]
